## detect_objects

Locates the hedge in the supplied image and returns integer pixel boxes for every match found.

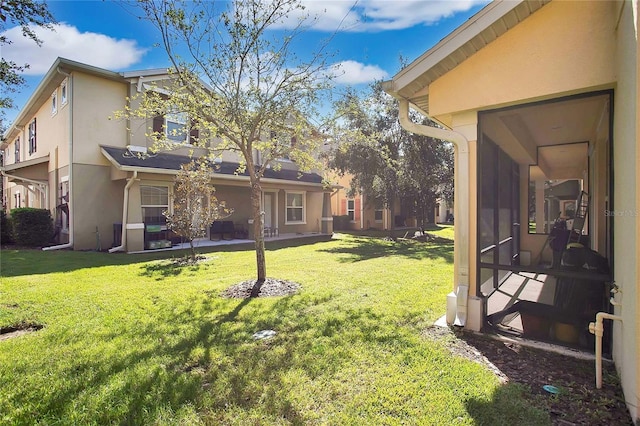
[9,208,54,247]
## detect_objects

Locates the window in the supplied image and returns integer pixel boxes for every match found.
[14,137,20,163]
[60,178,69,231]
[374,208,383,222]
[141,185,170,224]
[51,91,58,115]
[61,79,68,106]
[28,118,37,154]
[165,111,188,143]
[347,199,355,221]
[285,191,305,223]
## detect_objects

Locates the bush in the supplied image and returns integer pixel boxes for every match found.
[0,210,13,244]
[10,208,54,247]
[332,215,350,231]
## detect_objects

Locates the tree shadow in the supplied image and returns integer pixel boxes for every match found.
[318,236,453,263]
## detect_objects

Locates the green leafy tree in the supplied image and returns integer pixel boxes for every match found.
[0,0,55,126]
[164,160,231,262]
[120,0,334,281]
[329,81,454,232]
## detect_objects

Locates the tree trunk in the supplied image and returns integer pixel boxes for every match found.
[251,181,266,281]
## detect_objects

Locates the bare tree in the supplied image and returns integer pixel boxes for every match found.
[120,0,335,281]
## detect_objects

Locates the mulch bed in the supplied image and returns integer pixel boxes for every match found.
[424,326,633,425]
[221,278,301,298]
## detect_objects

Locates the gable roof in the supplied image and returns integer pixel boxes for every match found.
[384,0,550,115]
[100,145,324,186]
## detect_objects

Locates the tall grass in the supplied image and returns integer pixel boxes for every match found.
[0,233,548,425]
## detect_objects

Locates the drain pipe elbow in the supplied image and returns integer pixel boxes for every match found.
[397,98,470,326]
[589,311,623,389]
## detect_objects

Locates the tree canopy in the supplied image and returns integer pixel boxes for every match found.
[122,0,336,280]
[0,0,55,127]
[328,81,454,229]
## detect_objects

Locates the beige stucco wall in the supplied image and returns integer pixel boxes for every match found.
[71,164,124,250]
[613,1,639,422]
[73,72,128,165]
[429,0,618,118]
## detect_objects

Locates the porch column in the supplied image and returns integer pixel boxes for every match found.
[321,191,333,234]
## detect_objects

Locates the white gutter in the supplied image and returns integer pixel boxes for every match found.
[109,170,138,253]
[397,99,470,326]
[44,68,74,251]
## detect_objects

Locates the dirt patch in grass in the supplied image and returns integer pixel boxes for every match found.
[221,278,301,298]
[0,322,44,341]
[424,326,633,425]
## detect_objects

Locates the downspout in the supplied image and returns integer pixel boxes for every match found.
[44,68,73,251]
[397,99,470,326]
[108,170,137,253]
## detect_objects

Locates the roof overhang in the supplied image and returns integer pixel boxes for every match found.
[0,154,49,173]
[100,146,325,188]
[384,0,550,115]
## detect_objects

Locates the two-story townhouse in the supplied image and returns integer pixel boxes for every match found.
[1,57,334,252]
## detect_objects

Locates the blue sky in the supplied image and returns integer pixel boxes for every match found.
[2,0,489,124]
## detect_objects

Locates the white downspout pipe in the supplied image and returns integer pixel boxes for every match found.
[108,170,137,253]
[588,311,623,389]
[44,68,73,251]
[397,99,470,326]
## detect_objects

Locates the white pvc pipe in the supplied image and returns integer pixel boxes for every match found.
[109,170,138,253]
[397,99,470,326]
[588,312,623,388]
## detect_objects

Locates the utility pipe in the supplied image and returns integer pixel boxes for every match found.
[397,99,470,326]
[44,68,74,251]
[109,170,138,253]
[588,312,623,389]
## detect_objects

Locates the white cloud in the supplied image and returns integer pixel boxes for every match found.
[330,60,388,84]
[1,23,147,75]
[272,0,489,32]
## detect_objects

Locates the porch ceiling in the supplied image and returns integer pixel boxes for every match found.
[480,93,610,168]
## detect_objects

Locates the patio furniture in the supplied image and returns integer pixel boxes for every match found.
[210,220,235,240]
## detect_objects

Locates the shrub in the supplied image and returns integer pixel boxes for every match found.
[0,210,13,244]
[10,208,54,247]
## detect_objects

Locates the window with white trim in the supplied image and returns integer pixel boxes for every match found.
[374,206,383,222]
[61,79,68,106]
[51,91,58,115]
[141,185,170,224]
[60,177,69,231]
[285,191,305,224]
[14,137,20,163]
[28,118,37,154]
[347,199,355,221]
[165,111,188,143]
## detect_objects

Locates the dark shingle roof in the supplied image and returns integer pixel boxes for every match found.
[100,145,323,184]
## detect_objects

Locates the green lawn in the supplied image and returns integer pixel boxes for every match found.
[0,233,549,425]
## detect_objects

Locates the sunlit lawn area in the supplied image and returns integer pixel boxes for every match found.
[0,231,549,424]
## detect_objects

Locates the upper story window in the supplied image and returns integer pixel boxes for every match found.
[14,137,20,163]
[285,191,306,224]
[61,79,68,106]
[51,91,58,115]
[28,118,37,155]
[165,111,188,143]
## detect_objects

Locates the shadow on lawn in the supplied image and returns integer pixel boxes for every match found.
[318,236,453,263]
[7,290,398,424]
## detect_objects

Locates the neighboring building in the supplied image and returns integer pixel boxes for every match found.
[330,173,452,231]
[384,0,639,421]
[1,57,333,252]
